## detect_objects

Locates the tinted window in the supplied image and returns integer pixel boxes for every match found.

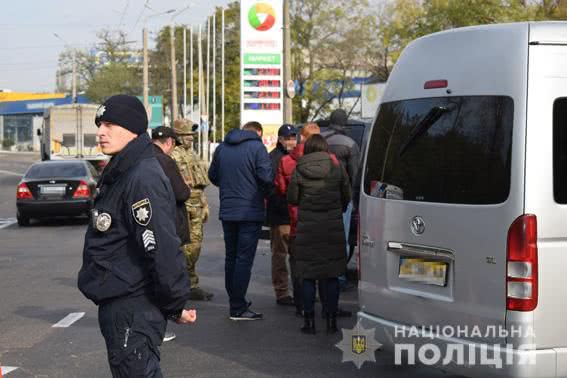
[26,163,87,179]
[364,96,513,204]
[554,98,567,203]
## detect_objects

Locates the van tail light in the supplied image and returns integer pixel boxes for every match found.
[506,215,538,312]
[73,180,91,199]
[356,210,361,281]
[17,183,33,199]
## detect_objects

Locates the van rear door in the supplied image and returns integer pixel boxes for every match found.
[524,23,567,350]
[359,94,523,344]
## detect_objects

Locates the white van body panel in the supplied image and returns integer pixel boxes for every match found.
[525,30,567,350]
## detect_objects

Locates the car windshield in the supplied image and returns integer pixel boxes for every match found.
[25,163,87,179]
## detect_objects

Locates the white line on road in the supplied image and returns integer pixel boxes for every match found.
[1,366,19,375]
[0,218,17,230]
[52,312,86,328]
[0,169,23,177]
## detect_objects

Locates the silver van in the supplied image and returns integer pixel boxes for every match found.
[357,22,567,378]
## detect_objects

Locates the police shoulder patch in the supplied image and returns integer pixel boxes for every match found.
[132,198,152,226]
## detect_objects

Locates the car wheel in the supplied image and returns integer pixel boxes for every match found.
[17,212,30,227]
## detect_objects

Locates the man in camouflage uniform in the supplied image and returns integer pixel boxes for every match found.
[172,119,214,301]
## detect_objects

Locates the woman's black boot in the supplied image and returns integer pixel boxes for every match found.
[326,313,338,334]
[301,311,316,334]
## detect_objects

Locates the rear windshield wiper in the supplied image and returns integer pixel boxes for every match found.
[398,105,455,157]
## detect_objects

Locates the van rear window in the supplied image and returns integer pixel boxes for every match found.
[363,96,513,204]
[554,98,567,203]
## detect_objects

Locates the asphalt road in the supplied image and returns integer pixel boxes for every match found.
[0,152,462,378]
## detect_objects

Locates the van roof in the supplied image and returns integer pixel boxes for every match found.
[381,22,567,104]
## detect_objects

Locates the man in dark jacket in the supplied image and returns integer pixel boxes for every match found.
[266,124,297,306]
[321,109,360,183]
[152,126,191,246]
[321,109,360,292]
[152,126,192,343]
[208,121,273,320]
[78,95,196,377]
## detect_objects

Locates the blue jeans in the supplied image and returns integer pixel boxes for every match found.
[302,278,339,314]
[222,221,263,316]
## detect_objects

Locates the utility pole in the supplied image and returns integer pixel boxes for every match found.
[213,13,216,145]
[183,26,187,118]
[198,25,203,159]
[53,33,77,103]
[205,17,211,161]
[190,26,193,122]
[221,8,225,141]
[170,25,178,121]
[143,28,149,114]
[143,9,177,117]
[71,49,77,103]
[283,0,292,123]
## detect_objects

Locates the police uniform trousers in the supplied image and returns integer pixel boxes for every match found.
[98,295,166,378]
[183,190,204,289]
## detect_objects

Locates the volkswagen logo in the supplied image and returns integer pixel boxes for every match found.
[410,216,425,235]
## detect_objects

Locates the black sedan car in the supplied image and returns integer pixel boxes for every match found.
[16,160,99,226]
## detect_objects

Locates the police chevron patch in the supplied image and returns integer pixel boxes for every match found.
[142,229,156,252]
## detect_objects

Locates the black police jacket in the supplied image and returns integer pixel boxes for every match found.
[152,144,191,246]
[78,133,190,317]
[266,143,290,226]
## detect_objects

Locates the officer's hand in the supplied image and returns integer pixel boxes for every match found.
[176,309,197,324]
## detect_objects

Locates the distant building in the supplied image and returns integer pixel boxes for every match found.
[0,93,89,152]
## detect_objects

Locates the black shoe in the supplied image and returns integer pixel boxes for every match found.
[326,314,338,334]
[276,296,295,306]
[301,311,316,334]
[229,309,263,321]
[189,287,214,301]
[295,309,303,318]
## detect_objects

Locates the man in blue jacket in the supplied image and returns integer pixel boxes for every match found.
[208,121,273,320]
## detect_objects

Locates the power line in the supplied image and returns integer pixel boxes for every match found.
[119,0,131,27]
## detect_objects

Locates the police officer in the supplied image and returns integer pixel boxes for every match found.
[171,119,213,301]
[78,95,196,377]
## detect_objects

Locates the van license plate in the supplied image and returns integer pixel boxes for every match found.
[398,257,448,287]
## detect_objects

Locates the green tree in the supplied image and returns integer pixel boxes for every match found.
[291,0,376,122]
[85,64,142,103]
[56,29,141,102]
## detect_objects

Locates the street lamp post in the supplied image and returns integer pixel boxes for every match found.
[169,4,193,122]
[143,9,176,117]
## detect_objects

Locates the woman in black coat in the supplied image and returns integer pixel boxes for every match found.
[287,134,351,334]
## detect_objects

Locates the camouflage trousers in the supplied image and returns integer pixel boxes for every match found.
[183,195,204,289]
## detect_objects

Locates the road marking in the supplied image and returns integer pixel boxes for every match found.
[1,366,19,375]
[0,169,23,177]
[52,312,85,328]
[0,218,17,230]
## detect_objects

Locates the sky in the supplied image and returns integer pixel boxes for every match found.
[0,0,233,92]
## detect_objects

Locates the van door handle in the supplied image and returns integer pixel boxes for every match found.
[362,234,375,247]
